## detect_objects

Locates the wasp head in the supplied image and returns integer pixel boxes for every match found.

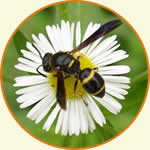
[42,53,53,72]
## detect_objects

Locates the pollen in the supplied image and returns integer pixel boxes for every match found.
[48,53,95,100]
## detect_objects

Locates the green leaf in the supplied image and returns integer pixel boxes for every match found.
[13,30,27,55]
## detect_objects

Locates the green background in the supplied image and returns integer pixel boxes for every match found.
[2,2,149,148]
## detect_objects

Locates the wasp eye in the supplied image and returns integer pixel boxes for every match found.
[42,53,52,72]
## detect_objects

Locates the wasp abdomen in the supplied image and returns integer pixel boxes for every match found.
[79,68,105,98]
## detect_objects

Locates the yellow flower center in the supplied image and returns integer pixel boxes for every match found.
[48,53,95,100]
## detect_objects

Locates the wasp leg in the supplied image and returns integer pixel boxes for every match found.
[74,79,88,106]
[55,66,61,71]
[82,99,88,106]
[74,79,79,93]
[77,55,80,60]
[36,65,47,78]
[66,52,72,54]
[53,74,58,77]
[53,74,70,79]
[75,93,88,106]
[93,67,99,72]
[64,75,71,79]
[76,53,84,60]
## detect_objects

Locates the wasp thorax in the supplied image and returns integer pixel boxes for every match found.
[48,53,95,100]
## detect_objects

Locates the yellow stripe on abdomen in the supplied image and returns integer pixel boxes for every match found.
[82,70,95,85]
[90,84,105,96]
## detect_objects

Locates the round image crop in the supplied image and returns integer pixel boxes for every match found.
[1,1,149,149]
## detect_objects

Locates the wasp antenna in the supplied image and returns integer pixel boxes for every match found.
[36,65,47,78]
[32,43,43,59]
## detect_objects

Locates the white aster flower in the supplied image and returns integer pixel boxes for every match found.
[14,20,130,136]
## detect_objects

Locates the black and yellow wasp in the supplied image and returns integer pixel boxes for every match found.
[32,20,122,110]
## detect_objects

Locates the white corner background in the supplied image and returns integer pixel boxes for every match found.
[0,0,150,149]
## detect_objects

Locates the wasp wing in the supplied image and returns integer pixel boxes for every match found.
[70,19,122,53]
[56,72,66,110]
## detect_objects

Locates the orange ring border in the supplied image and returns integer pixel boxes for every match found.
[0,0,150,149]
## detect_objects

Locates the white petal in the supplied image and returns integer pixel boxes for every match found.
[27,94,55,122]
[43,104,61,131]
[82,22,93,41]
[14,75,48,87]
[106,88,125,99]
[32,34,40,44]
[21,50,41,63]
[100,65,130,75]
[85,107,96,131]
[74,100,80,136]
[95,94,122,114]
[35,105,51,124]
[15,63,36,73]
[46,25,59,51]
[109,82,130,89]
[17,85,50,103]
[97,51,129,67]
[55,109,65,134]
[90,43,119,62]
[35,98,56,124]
[52,24,65,51]
[16,83,50,95]
[85,24,101,55]
[60,21,68,51]
[103,75,130,84]
[92,41,118,62]
[27,95,52,118]
[81,22,93,54]
[97,49,126,63]
[84,23,100,41]
[38,33,55,53]
[60,20,72,51]
[76,21,81,47]
[86,37,102,56]
[71,23,75,49]
[92,23,100,31]
[54,24,65,50]
[106,82,129,95]
[65,21,72,50]
[18,57,40,68]
[89,35,117,59]
[30,108,41,121]
[61,101,69,136]
[87,96,106,126]
[78,100,88,134]
[32,34,46,54]
[18,88,50,107]
[68,101,75,135]
[83,23,101,54]
[26,42,40,55]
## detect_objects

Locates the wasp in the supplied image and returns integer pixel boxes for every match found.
[32,19,122,110]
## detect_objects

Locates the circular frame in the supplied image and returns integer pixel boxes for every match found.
[0,0,150,149]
